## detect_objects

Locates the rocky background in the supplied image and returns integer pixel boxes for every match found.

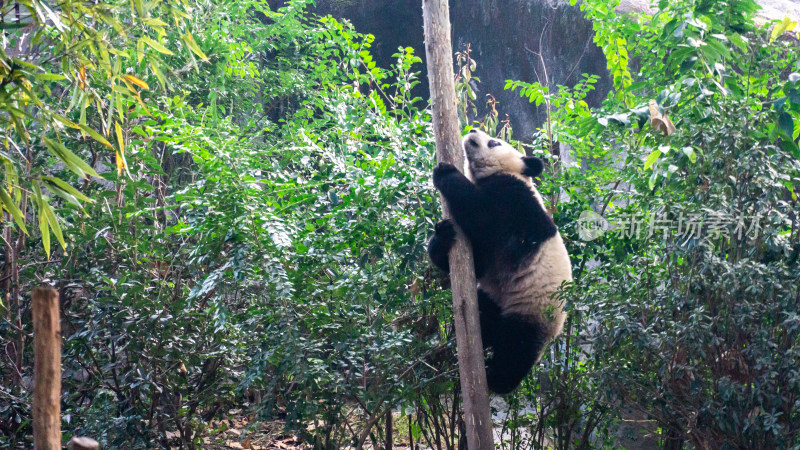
[271,0,800,140]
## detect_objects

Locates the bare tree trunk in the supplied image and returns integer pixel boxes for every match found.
[421,1,494,449]
[33,287,61,450]
[385,410,393,450]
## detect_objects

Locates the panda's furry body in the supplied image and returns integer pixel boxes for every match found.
[428,129,572,394]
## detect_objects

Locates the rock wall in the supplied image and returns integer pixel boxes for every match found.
[272,0,796,140]
[305,0,609,140]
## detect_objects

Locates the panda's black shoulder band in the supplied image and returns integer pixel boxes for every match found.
[522,157,544,178]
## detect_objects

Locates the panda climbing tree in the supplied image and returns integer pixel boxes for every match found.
[421,0,495,448]
[428,129,573,394]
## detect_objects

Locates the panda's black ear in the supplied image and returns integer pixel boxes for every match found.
[522,157,544,178]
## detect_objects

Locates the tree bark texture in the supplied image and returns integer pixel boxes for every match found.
[33,287,61,450]
[421,1,494,449]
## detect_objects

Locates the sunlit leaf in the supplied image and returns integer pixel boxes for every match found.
[78,66,86,91]
[141,36,175,56]
[0,188,28,234]
[115,120,127,176]
[770,16,797,43]
[182,32,208,61]
[682,146,697,163]
[143,18,169,27]
[123,74,150,90]
[150,60,166,90]
[644,148,662,170]
[34,73,67,82]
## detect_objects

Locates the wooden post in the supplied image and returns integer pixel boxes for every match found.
[33,287,61,450]
[421,1,494,449]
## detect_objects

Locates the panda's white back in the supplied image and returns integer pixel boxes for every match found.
[477,232,571,338]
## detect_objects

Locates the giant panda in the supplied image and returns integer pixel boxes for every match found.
[427,129,572,394]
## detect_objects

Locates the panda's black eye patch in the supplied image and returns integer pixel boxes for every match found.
[488,140,502,148]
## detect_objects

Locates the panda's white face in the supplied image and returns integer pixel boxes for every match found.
[462,129,526,180]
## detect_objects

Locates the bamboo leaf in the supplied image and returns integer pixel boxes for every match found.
[78,124,114,148]
[38,0,66,32]
[106,90,116,131]
[114,121,125,155]
[35,73,67,82]
[42,176,93,203]
[143,18,169,27]
[43,137,86,178]
[141,36,175,56]
[79,65,87,90]
[43,137,102,179]
[182,32,208,61]
[33,182,50,258]
[52,113,80,129]
[0,22,30,30]
[137,38,145,63]
[129,90,152,116]
[123,74,150,90]
[114,121,127,175]
[150,60,166,90]
[0,188,28,234]
[45,184,83,209]
[97,10,126,35]
[41,198,65,251]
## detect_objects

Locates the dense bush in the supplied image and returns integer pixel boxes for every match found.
[2,0,798,448]
[2,0,460,447]
[499,0,800,448]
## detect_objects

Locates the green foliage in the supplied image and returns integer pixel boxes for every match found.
[2,0,799,448]
[0,0,205,257]
[2,0,457,447]
[500,0,800,448]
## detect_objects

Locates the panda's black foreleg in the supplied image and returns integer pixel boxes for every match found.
[428,219,456,273]
[432,162,485,239]
[429,219,489,279]
[483,314,547,395]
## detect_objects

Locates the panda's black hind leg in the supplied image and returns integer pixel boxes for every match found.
[478,289,502,348]
[427,219,456,273]
[483,313,547,395]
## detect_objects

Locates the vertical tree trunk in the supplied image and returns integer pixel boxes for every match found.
[421,1,494,449]
[33,287,61,450]
[385,410,393,450]
[409,415,414,450]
